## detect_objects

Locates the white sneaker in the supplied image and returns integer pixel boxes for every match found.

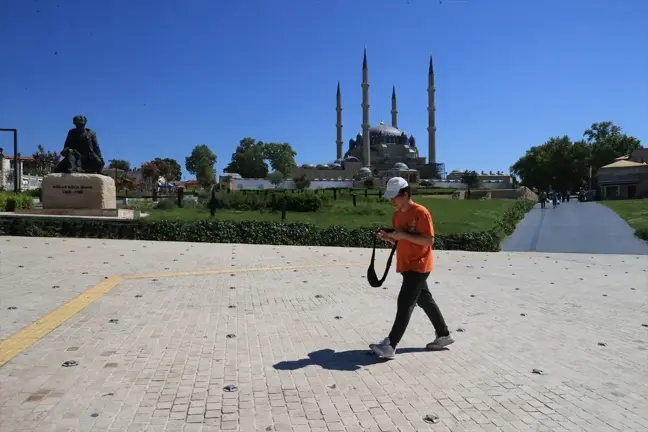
[369,337,396,359]
[426,335,455,350]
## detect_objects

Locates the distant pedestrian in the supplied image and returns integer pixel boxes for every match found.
[370,177,453,360]
[552,190,558,208]
[539,191,547,209]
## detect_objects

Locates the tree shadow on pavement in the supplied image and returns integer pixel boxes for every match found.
[273,347,445,372]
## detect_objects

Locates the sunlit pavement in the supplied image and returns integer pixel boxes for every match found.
[1,236,647,432]
[502,201,648,255]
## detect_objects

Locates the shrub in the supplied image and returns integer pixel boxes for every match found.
[274,193,325,212]
[0,191,34,212]
[121,199,157,211]
[25,188,42,198]
[156,199,177,210]
[363,178,375,188]
[202,190,325,212]
[492,198,536,237]
[294,174,311,190]
[0,199,535,252]
[635,227,648,242]
[0,217,497,251]
[182,198,201,209]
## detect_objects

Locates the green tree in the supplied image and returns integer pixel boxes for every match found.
[460,170,480,193]
[224,138,269,178]
[32,145,60,176]
[584,121,641,172]
[512,122,642,193]
[511,136,591,192]
[267,171,285,187]
[140,161,160,185]
[511,136,590,191]
[263,142,297,177]
[185,144,217,188]
[108,159,131,171]
[294,174,311,190]
[152,158,182,182]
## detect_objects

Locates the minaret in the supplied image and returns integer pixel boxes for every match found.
[427,55,436,165]
[336,81,343,160]
[361,47,371,167]
[391,86,398,129]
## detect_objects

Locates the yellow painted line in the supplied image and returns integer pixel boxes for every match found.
[0,276,123,368]
[0,261,364,368]
[121,261,364,280]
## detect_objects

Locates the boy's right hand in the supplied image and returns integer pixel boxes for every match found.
[377,230,396,244]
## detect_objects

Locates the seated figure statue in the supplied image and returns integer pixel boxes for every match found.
[54,115,105,174]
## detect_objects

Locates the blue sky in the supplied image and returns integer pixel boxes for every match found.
[1,0,646,179]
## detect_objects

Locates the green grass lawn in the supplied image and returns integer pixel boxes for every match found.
[145,197,516,234]
[601,199,648,232]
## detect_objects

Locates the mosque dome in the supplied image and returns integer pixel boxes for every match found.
[302,164,315,169]
[358,167,371,173]
[369,121,402,137]
[331,163,342,169]
[393,162,409,170]
[345,156,360,162]
[316,164,329,169]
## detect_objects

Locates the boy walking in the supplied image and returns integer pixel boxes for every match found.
[370,177,454,360]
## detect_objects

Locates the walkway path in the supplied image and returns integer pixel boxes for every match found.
[502,201,648,254]
[1,237,647,431]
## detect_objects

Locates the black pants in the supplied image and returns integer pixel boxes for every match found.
[388,271,449,348]
[540,199,546,209]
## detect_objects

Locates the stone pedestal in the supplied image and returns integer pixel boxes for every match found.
[42,173,116,210]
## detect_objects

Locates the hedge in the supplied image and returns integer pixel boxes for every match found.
[204,190,326,212]
[114,187,456,200]
[0,191,34,212]
[636,227,648,242]
[0,199,535,252]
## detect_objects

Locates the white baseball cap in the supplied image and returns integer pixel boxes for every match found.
[383,176,409,199]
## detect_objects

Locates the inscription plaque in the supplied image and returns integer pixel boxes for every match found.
[42,174,116,209]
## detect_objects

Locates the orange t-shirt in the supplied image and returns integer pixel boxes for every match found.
[392,202,434,273]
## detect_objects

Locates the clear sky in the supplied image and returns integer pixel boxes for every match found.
[1,0,646,179]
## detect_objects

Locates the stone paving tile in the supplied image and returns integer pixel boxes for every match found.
[0,237,647,432]
[0,236,362,340]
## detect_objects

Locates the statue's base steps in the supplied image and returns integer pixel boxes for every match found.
[7,209,144,220]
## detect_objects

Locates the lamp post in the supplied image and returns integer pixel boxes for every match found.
[0,128,19,192]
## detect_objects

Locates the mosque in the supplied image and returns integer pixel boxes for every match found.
[291,48,445,183]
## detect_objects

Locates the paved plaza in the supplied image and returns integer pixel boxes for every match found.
[0,236,647,432]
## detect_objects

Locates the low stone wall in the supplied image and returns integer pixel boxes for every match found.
[464,187,538,201]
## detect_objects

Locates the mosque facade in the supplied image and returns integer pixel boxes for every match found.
[291,49,445,183]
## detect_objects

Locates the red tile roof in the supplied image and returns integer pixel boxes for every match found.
[2,155,35,161]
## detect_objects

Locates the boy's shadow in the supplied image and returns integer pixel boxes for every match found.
[273,347,447,372]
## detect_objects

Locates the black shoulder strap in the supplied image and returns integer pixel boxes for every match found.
[367,229,397,287]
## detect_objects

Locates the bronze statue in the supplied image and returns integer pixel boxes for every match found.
[54,115,105,174]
